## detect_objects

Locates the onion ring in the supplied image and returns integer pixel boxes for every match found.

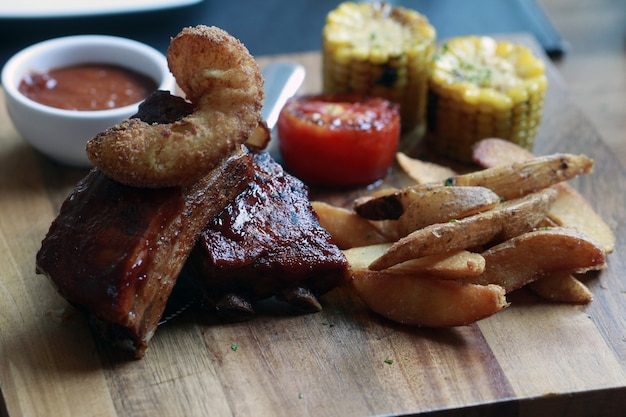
[86,25,264,188]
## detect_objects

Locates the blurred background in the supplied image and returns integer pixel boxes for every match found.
[0,0,570,61]
[1,0,624,162]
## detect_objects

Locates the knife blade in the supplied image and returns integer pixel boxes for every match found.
[261,61,306,161]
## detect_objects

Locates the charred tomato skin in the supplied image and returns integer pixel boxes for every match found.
[277,94,400,187]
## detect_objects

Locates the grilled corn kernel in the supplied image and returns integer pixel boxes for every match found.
[427,36,548,162]
[322,1,436,135]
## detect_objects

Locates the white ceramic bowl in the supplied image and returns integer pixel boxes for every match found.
[2,35,176,167]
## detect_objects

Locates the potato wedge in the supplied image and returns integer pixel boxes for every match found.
[547,183,615,254]
[355,185,500,223]
[463,227,606,293]
[369,219,401,242]
[451,153,594,200]
[351,270,508,326]
[472,137,533,167]
[369,188,556,271]
[393,251,486,278]
[369,187,401,198]
[528,271,594,304]
[311,201,390,249]
[351,188,400,209]
[343,243,393,270]
[396,152,456,184]
[472,139,615,253]
[397,186,501,235]
[344,244,485,278]
[352,189,410,220]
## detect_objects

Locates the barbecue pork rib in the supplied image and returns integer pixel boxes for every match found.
[189,151,348,321]
[36,150,254,358]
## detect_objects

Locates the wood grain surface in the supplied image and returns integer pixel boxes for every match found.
[1,35,625,417]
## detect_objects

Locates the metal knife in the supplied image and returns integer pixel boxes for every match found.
[261,61,306,161]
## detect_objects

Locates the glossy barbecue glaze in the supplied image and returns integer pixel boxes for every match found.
[191,151,348,321]
[36,153,254,357]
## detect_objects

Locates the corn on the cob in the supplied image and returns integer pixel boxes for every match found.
[427,36,548,162]
[322,2,436,136]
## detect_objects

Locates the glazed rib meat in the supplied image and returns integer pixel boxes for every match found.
[36,152,253,357]
[36,90,348,355]
[190,151,348,321]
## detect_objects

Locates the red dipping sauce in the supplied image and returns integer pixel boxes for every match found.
[18,64,157,111]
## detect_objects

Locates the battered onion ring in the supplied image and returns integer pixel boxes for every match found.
[86,25,264,188]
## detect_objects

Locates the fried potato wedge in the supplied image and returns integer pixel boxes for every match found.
[528,271,594,304]
[369,188,556,271]
[369,187,400,198]
[311,201,390,249]
[472,137,533,167]
[463,227,606,293]
[397,186,501,236]
[344,244,485,278]
[451,153,594,200]
[343,243,392,270]
[547,183,615,254]
[396,152,456,184]
[393,251,486,278]
[354,185,500,223]
[369,219,401,243]
[351,271,508,326]
[472,139,615,253]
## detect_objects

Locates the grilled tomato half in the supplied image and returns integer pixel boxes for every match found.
[277,94,400,187]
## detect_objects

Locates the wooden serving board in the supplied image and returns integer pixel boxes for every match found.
[1,35,625,417]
